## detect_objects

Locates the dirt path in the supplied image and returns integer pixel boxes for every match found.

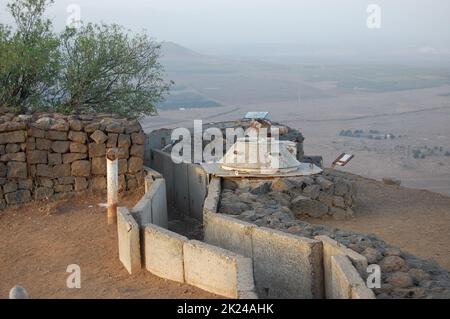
[0,191,218,299]
[305,174,450,271]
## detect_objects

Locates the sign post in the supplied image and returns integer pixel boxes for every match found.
[106,148,119,225]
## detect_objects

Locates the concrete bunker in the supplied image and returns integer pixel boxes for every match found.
[114,117,450,299]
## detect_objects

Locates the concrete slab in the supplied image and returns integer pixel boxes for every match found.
[183,240,255,299]
[144,224,188,283]
[173,162,189,214]
[252,227,324,299]
[204,212,255,258]
[117,207,141,274]
[187,164,208,220]
[131,196,152,226]
[330,255,375,299]
[315,235,368,299]
[148,178,168,228]
[203,177,221,217]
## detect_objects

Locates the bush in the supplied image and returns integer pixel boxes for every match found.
[0,0,171,118]
[0,0,60,113]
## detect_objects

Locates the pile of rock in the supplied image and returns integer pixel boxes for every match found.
[0,113,146,209]
[218,177,450,299]
[219,172,356,220]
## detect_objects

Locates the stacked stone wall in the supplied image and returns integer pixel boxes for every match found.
[0,113,145,209]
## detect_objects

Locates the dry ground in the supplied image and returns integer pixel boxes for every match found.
[304,173,450,271]
[1,174,449,299]
[0,190,218,299]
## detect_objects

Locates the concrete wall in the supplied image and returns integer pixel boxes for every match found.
[131,176,168,229]
[252,227,323,299]
[315,236,374,299]
[183,240,256,299]
[148,148,208,220]
[330,255,375,299]
[204,212,256,259]
[117,207,141,275]
[145,223,187,283]
[143,223,257,299]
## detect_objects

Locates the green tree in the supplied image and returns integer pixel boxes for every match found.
[56,23,171,118]
[0,0,60,112]
[0,0,171,118]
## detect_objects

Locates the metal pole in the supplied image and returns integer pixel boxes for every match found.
[106,148,118,225]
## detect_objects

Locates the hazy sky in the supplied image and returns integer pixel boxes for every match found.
[1,0,450,56]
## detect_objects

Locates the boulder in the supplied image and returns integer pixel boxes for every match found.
[117,147,129,159]
[36,164,53,178]
[118,159,127,175]
[48,153,62,165]
[105,122,124,134]
[90,130,108,144]
[69,120,83,131]
[302,184,321,199]
[106,133,118,148]
[88,143,106,158]
[71,160,91,177]
[131,132,145,145]
[53,164,71,178]
[68,130,87,143]
[84,122,100,133]
[45,130,67,141]
[117,134,131,148]
[291,195,328,218]
[0,162,6,177]
[70,142,87,153]
[380,256,406,273]
[7,162,27,179]
[91,157,106,175]
[49,119,69,132]
[5,143,21,153]
[3,181,18,193]
[332,196,346,208]
[316,176,334,191]
[5,190,31,205]
[74,177,88,191]
[28,126,45,138]
[51,141,70,153]
[130,144,144,157]
[91,176,106,190]
[1,152,26,162]
[0,131,26,144]
[387,272,414,288]
[362,247,383,264]
[35,138,52,151]
[35,187,54,200]
[127,156,143,174]
[62,153,87,164]
[54,184,73,193]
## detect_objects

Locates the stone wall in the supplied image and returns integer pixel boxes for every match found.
[220,171,356,221]
[0,113,145,209]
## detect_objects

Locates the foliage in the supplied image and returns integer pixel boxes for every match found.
[0,0,171,118]
[0,0,60,113]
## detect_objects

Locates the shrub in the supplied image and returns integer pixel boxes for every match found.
[0,0,171,118]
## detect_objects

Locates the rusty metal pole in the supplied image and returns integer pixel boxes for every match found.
[106,148,118,225]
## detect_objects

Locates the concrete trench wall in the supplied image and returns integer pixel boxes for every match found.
[204,177,375,299]
[123,136,374,299]
[117,168,257,299]
[146,149,207,221]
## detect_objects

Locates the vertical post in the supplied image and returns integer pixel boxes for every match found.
[106,148,119,225]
